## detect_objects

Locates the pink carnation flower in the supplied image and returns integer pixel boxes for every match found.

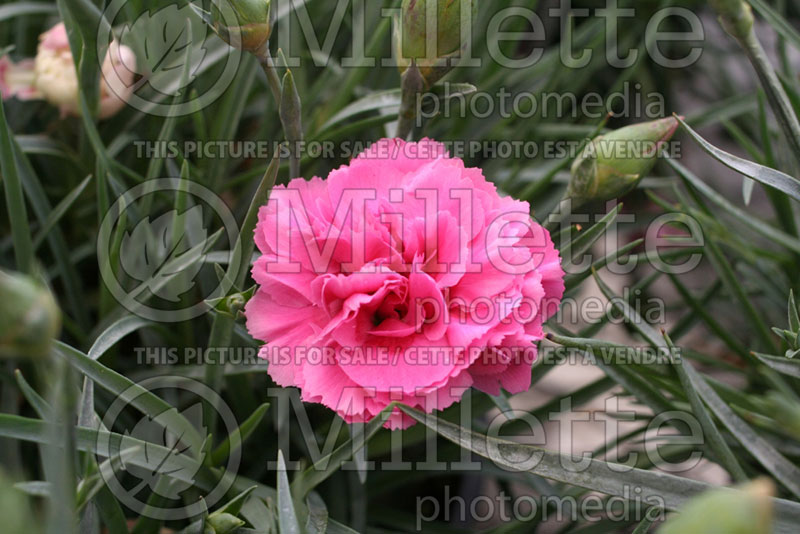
[0,22,136,119]
[245,139,564,428]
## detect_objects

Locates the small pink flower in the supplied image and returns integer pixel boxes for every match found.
[245,139,564,428]
[1,22,136,119]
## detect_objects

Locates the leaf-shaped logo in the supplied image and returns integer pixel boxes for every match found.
[120,204,208,302]
[118,4,209,95]
[119,402,206,499]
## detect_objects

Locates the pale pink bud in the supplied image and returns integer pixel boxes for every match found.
[98,40,137,119]
[1,23,137,119]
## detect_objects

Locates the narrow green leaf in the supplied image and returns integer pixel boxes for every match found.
[87,315,153,361]
[176,515,205,534]
[738,29,800,166]
[277,450,303,534]
[211,403,270,466]
[789,290,800,333]
[14,370,51,418]
[676,116,800,201]
[591,273,800,498]
[240,497,276,533]
[704,237,777,351]
[76,453,130,513]
[14,136,89,327]
[32,175,92,250]
[752,352,800,379]
[562,203,623,267]
[0,3,58,21]
[144,58,192,184]
[93,486,130,534]
[489,392,514,421]
[0,414,229,506]
[108,228,225,321]
[564,238,643,291]
[544,333,674,415]
[215,486,257,517]
[667,158,800,254]
[632,513,656,534]
[206,61,258,192]
[305,492,329,534]
[130,476,180,534]
[55,0,102,114]
[397,405,800,531]
[53,341,203,450]
[232,149,281,289]
[291,404,394,500]
[748,0,800,51]
[0,99,34,273]
[320,84,476,134]
[668,274,748,357]
[315,11,393,126]
[663,332,747,482]
[320,90,401,133]
[685,92,757,128]
[14,480,51,497]
[325,519,361,534]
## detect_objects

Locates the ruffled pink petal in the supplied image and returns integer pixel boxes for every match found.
[40,23,70,52]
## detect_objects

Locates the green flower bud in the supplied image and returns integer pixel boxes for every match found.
[567,117,679,205]
[661,479,774,534]
[709,0,754,40]
[0,270,61,360]
[397,0,475,87]
[205,512,246,534]
[211,0,272,53]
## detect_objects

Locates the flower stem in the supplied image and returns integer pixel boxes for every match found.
[257,45,283,104]
[397,62,424,140]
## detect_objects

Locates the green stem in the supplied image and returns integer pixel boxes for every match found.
[257,45,283,105]
[203,314,234,434]
[396,62,424,140]
[280,70,303,180]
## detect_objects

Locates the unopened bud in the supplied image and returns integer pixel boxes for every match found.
[205,512,246,534]
[661,479,774,534]
[279,68,303,145]
[397,0,475,87]
[211,0,272,53]
[709,0,754,40]
[0,270,61,360]
[567,117,679,205]
[1,23,136,119]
